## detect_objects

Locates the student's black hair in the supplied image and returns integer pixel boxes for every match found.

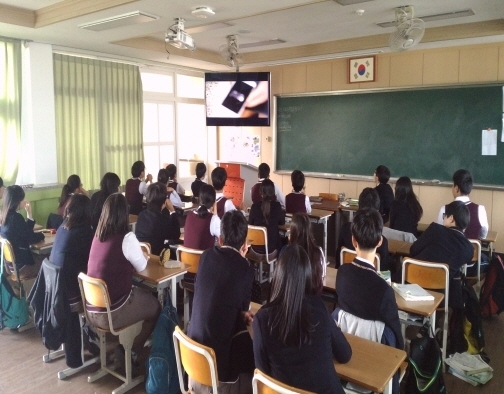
[211,167,227,191]
[195,163,206,179]
[291,170,305,193]
[131,161,145,178]
[157,168,169,185]
[220,210,248,250]
[197,184,216,218]
[289,213,323,295]
[0,185,25,226]
[394,176,423,223]
[260,179,275,225]
[351,207,383,251]
[100,172,121,195]
[64,194,91,229]
[453,169,473,195]
[358,187,380,210]
[258,163,270,179]
[166,164,177,180]
[268,244,314,346]
[146,182,167,211]
[95,193,129,242]
[445,200,470,231]
[59,174,81,208]
[375,165,391,184]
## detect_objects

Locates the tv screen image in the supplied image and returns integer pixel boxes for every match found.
[205,72,270,126]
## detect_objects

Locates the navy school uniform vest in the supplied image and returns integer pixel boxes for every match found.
[285,192,307,214]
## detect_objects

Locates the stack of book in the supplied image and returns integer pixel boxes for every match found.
[445,352,493,386]
[392,283,434,301]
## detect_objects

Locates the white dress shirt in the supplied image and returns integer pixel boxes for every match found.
[122,232,148,272]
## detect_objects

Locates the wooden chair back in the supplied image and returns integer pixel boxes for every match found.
[253,368,315,394]
[247,226,268,248]
[340,247,380,271]
[176,246,204,275]
[173,326,219,391]
[0,237,17,275]
[318,193,337,201]
[402,258,449,290]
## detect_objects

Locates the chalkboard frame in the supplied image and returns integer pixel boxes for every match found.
[273,82,504,189]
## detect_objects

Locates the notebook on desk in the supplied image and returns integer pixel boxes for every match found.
[392,283,434,301]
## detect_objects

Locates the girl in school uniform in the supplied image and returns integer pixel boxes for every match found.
[288,213,325,295]
[253,245,352,394]
[0,185,45,277]
[389,176,423,236]
[90,172,120,230]
[248,179,285,259]
[57,174,88,216]
[183,184,220,251]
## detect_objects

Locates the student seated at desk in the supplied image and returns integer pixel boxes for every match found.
[157,168,183,209]
[437,169,489,274]
[251,163,285,209]
[57,174,89,216]
[374,165,394,224]
[411,201,473,310]
[285,170,311,214]
[125,160,152,215]
[166,163,191,203]
[390,176,423,237]
[0,185,44,278]
[184,184,220,250]
[253,245,352,394]
[288,213,325,295]
[90,172,121,230]
[188,211,255,393]
[336,188,390,271]
[47,194,94,367]
[212,167,236,219]
[135,182,180,256]
[248,179,285,260]
[87,193,160,365]
[190,162,206,201]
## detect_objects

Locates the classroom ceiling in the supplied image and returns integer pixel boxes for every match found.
[0,0,503,71]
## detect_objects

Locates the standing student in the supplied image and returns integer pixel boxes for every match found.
[253,245,352,394]
[87,193,160,364]
[135,182,180,256]
[390,176,423,236]
[90,172,121,230]
[191,162,206,200]
[374,165,394,224]
[188,211,255,393]
[183,184,220,250]
[125,161,152,215]
[411,201,473,309]
[250,163,285,209]
[336,188,389,271]
[248,179,285,259]
[437,169,489,240]
[0,185,44,277]
[288,213,325,295]
[285,170,311,214]
[57,174,89,216]
[165,164,185,196]
[212,167,236,219]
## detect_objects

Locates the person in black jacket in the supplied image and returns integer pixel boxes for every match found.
[135,182,180,256]
[374,165,394,224]
[0,185,44,277]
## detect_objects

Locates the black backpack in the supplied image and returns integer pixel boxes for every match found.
[480,254,504,317]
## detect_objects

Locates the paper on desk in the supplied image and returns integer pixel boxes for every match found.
[482,129,497,155]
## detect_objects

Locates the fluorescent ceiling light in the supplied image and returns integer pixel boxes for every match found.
[79,11,159,31]
[266,50,383,66]
[186,22,234,34]
[377,9,475,28]
[241,39,286,49]
[334,0,374,5]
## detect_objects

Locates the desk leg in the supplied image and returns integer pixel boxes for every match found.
[322,218,328,259]
[157,285,165,308]
[348,210,354,222]
[335,210,341,259]
[171,277,177,309]
[429,311,436,336]
[383,378,393,394]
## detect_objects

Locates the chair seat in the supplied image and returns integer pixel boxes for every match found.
[181,280,195,293]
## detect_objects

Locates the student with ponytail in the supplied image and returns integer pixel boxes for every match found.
[183,184,220,250]
[248,179,285,259]
[57,174,88,216]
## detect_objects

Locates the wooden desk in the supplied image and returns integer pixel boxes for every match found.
[133,255,188,307]
[249,301,406,394]
[387,239,412,256]
[323,266,337,291]
[31,233,56,255]
[129,214,138,233]
[286,209,332,258]
[335,333,406,394]
[311,199,340,257]
[34,223,43,231]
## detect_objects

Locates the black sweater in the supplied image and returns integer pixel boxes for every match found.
[390,200,419,236]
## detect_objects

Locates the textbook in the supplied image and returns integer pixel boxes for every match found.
[445,352,493,376]
[392,283,434,301]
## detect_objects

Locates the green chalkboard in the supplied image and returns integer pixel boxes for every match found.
[276,85,504,185]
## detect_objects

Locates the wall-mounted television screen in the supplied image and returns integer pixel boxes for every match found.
[205,72,270,127]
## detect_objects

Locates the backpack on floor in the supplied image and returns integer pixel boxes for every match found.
[0,251,29,330]
[480,254,504,317]
[145,294,180,394]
